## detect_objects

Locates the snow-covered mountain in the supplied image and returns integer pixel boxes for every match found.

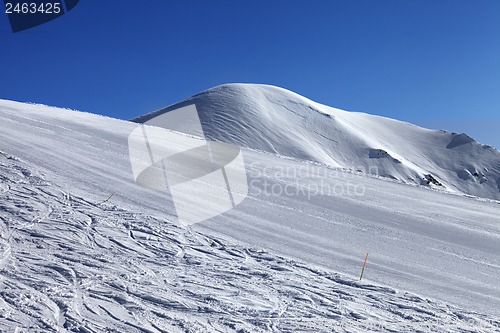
[134,83,500,200]
[0,98,499,332]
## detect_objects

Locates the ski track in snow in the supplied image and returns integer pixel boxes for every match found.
[0,99,499,332]
[0,151,498,332]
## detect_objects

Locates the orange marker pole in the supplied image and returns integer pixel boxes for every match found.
[359,252,369,281]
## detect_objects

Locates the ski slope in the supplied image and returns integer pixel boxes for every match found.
[135,84,500,201]
[0,98,499,332]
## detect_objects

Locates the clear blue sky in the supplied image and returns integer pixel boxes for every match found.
[1,1,499,148]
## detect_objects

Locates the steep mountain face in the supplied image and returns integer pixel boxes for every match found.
[133,83,500,200]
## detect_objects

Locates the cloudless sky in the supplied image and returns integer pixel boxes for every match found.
[1,0,499,148]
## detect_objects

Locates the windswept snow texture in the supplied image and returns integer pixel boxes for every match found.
[134,84,500,200]
[0,99,499,332]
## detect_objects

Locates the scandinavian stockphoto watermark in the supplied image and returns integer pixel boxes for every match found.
[128,104,373,225]
[128,104,248,226]
[247,161,375,200]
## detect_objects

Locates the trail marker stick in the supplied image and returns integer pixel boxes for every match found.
[100,192,115,205]
[360,252,369,281]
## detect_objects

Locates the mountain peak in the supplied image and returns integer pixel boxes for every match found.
[133,84,500,200]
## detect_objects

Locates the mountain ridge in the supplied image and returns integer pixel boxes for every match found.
[132,83,500,200]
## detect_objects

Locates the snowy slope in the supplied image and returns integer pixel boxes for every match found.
[134,84,500,200]
[0,99,499,332]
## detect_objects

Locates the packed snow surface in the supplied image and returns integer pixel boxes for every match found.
[0,91,499,332]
